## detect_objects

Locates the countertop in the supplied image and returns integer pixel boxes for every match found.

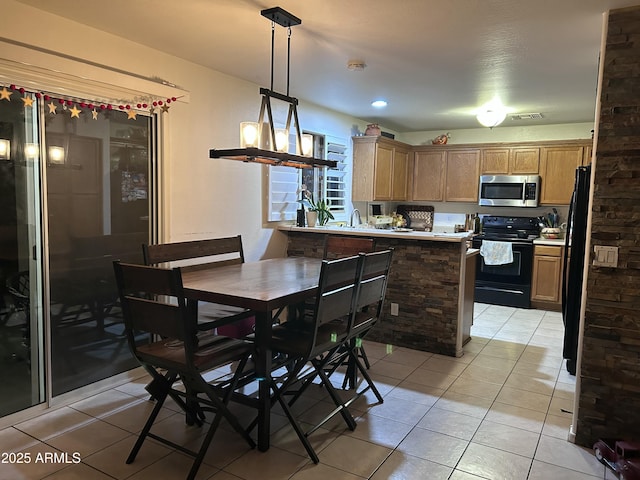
[533,238,566,246]
[278,225,472,243]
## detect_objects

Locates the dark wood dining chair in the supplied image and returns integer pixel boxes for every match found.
[113,261,255,480]
[142,235,254,336]
[262,255,362,463]
[321,235,376,371]
[342,249,393,400]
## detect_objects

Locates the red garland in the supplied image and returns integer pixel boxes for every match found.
[3,83,178,114]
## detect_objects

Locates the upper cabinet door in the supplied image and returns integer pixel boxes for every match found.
[510,147,540,174]
[481,148,509,174]
[391,147,409,201]
[445,149,481,202]
[539,146,584,204]
[412,150,445,201]
[373,143,393,200]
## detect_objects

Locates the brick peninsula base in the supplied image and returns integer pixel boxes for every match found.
[279,226,478,357]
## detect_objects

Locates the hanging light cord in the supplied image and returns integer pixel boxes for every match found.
[270,21,275,91]
[286,26,292,96]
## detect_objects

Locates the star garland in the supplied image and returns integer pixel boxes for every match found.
[0,83,179,120]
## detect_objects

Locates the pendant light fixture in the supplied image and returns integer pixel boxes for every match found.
[210,6,336,169]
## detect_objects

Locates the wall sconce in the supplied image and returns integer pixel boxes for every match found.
[0,139,10,160]
[240,122,260,148]
[300,134,313,157]
[25,143,39,158]
[48,146,65,164]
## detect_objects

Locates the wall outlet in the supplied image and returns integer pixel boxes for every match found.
[390,303,399,316]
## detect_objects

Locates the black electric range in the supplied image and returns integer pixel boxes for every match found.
[472,216,541,308]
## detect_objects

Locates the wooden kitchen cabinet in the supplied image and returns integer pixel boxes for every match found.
[531,244,563,310]
[539,145,584,204]
[412,148,479,202]
[352,136,410,201]
[480,148,509,174]
[412,150,445,201]
[480,147,539,174]
[510,147,540,173]
[445,149,480,202]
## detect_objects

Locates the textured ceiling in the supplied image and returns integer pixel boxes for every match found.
[15,0,640,132]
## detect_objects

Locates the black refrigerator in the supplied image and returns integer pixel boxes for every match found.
[562,164,591,375]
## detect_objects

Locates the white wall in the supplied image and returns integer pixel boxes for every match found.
[397,122,593,145]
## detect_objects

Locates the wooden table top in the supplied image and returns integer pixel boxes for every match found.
[181,256,322,312]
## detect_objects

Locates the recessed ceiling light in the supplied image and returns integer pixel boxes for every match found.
[371,100,387,108]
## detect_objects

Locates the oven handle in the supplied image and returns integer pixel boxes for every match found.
[508,241,533,248]
[474,239,533,249]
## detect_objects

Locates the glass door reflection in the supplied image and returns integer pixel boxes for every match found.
[0,95,44,416]
[46,111,151,396]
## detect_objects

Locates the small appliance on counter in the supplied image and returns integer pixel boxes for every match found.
[367,203,393,228]
[368,215,393,228]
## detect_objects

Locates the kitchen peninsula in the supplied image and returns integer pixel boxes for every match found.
[277,226,478,357]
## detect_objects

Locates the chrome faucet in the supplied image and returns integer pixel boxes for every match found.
[349,209,362,227]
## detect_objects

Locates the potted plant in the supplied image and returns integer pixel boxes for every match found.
[298,185,334,226]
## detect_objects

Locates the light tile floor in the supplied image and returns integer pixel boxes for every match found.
[1,304,618,480]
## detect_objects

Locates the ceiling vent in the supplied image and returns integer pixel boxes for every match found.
[511,113,544,120]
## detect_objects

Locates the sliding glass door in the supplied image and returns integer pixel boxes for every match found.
[45,110,152,396]
[1,84,156,415]
[0,95,44,416]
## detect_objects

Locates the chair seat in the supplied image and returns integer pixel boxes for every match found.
[271,320,348,357]
[138,337,252,371]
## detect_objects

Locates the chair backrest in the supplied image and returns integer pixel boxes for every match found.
[113,261,196,358]
[306,255,361,356]
[350,249,393,337]
[323,235,375,260]
[143,235,245,272]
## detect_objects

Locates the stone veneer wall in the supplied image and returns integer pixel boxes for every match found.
[286,231,462,356]
[575,5,640,446]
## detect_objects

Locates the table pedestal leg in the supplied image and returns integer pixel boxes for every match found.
[254,311,272,451]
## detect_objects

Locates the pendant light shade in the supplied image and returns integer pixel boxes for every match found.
[0,139,10,159]
[240,122,260,148]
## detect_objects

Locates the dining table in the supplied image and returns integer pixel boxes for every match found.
[181,256,322,452]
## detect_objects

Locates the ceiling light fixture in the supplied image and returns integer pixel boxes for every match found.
[476,99,508,128]
[210,7,336,169]
[371,100,387,108]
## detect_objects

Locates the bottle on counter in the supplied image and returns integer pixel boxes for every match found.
[474,213,481,234]
[296,208,306,227]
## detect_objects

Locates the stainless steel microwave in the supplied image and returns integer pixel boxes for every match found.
[478,175,540,207]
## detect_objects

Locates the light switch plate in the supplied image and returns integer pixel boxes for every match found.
[593,245,618,268]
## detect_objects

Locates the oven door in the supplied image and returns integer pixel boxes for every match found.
[474,239,534,308]
[476,241,533,285]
